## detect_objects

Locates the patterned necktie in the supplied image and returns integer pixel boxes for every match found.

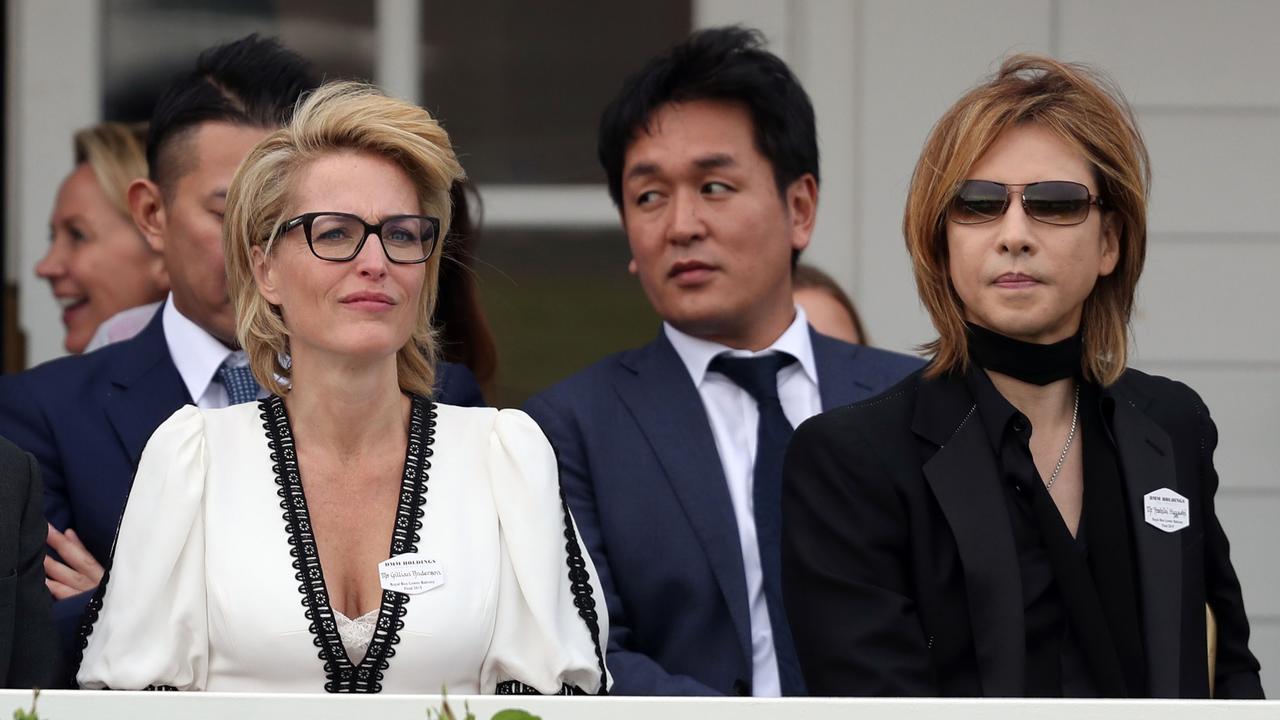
[216,362,261,405]
[708,352,806,696]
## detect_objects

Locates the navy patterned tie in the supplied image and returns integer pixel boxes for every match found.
[216,363,261,405]
[708,352,806,696]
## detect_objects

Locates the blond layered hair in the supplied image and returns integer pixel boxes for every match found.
[224,81,464,397]
[904,54,1150,386]
[73,122,148,217]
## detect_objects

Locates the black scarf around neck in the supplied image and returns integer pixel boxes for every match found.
[965,322,1082,385]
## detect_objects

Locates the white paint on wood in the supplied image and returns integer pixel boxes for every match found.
[5,0,102,367]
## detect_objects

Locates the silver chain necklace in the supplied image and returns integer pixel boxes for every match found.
[1044,383,1080,490]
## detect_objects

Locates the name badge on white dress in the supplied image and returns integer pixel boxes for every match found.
[1144,488,1190,533]
[378,553,445,595]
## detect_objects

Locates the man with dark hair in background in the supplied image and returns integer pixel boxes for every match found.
[525,27,921,696]
[0,34,482,667]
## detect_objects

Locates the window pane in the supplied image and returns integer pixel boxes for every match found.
[475,227,656,406]
[421,0,691,184]
[103,0,374,121]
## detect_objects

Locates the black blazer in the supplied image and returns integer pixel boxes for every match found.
[0,436,60,688]
[782,367,1263,698]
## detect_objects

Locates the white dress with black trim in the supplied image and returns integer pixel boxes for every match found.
[77,397,609,694]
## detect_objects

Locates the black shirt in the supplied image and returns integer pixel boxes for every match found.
[965,368,1147,697]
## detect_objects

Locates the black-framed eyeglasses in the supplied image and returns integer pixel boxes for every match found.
[948,180,1104,226]
[275,212,440,264]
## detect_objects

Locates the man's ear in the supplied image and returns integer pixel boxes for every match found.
[786,173,819,254]
[251,245,282,306]
[128,178,168,255]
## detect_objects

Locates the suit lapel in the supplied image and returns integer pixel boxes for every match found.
[1104,387,1183,696]
[810,329,877,411]
[613,335,754,664]
[914,375,1026,697]
[103,309,193,468]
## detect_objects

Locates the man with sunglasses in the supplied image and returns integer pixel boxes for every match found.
[0,35,484,674]
[782,54,1263,699]
[524,27,920,696]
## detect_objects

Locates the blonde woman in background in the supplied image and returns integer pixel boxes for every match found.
[38,123,168,354]
[78,81,608,694]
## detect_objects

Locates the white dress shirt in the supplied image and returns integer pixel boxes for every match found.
[664,307,821,697]
[162,295,260,409]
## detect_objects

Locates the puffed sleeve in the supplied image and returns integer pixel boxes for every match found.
[480,409,610,695]
[77,405,209,691]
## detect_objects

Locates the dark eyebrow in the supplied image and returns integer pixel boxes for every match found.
[694,153,736,171]
[624,153,738,184]
[624,162,659,183]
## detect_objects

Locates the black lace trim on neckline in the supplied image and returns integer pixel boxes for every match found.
[262,394,435,694]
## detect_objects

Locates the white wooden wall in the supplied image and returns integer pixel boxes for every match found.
[5,0,101,365]
[703,0,1280,695]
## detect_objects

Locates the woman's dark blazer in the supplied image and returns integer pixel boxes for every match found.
[0,435,60,688]
[781,367,1263,698]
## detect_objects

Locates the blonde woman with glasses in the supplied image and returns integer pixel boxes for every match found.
[78,81,608,695]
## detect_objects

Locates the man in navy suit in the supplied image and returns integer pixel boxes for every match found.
[0,35,483,666]
[524,27,921,696]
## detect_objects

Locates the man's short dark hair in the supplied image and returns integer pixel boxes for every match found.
[147,34,319,191]
[598,26,819,209]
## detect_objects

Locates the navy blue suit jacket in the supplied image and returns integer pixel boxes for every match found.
[524,328,922,695]
[0,307,485,665]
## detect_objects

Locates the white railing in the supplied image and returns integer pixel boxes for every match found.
[1,690,1276,720]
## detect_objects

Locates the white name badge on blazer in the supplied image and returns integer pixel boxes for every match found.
[1144,488,1190,533]
[378,553,445,595]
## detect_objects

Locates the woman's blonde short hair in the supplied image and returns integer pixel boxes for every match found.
[223,81,464,397]
[73,122,149,217]
[903,54,1150,386]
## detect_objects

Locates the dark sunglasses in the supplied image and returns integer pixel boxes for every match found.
[949,180,1104,226]
[275,212,440,264]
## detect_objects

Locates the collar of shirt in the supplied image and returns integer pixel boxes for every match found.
[663,306,819,388]
[964,364,1024,454]
[162,294,246,404]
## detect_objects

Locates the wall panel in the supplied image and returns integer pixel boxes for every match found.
[1058,0,1280,107]
[1132,243,1280,364]
[1214,493,1280,621]
[1141,113,1280,237]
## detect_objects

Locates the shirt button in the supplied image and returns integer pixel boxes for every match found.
[1013,418,1027,432]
